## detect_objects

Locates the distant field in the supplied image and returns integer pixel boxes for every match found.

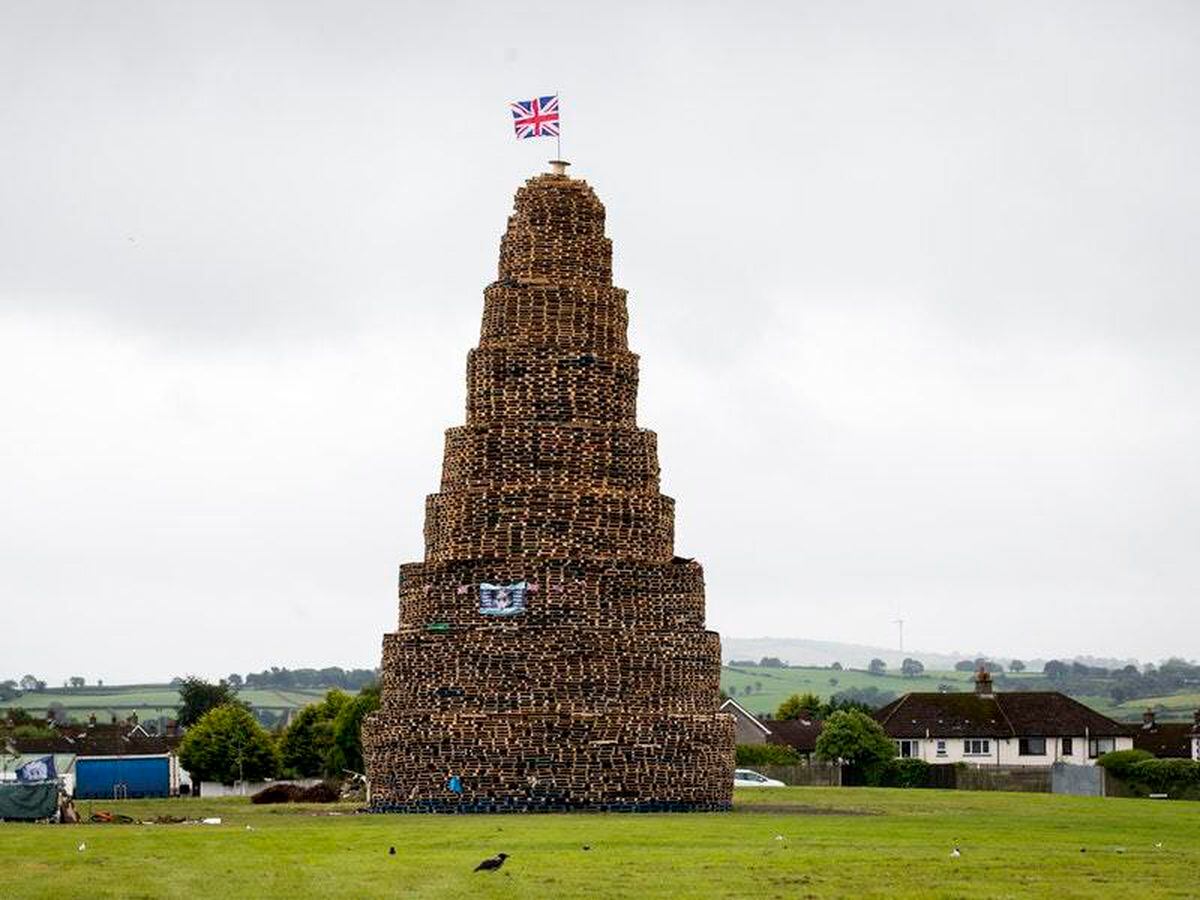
[0,685,329,723]
[0,789,1196,898]
[1116,692,1200,712]
[720,665,978,714]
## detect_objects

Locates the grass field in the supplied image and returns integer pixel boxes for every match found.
[1,788,1196,898]
[720,666,985,714]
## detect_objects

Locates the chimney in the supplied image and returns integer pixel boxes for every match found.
[129,712,138,726]
[1142,708,1156,728]
[548,159,571,176]
[1194,709,1200,727]
[88,713,97,728]
[974,667,994,697]
[166,719,179,737]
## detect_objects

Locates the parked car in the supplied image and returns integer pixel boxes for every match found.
[733,768,785,787]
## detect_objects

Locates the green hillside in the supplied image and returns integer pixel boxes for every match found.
[0,684,329,726]
[720,665,1200,723]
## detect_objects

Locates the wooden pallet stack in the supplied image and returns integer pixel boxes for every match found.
[362,168,734,812]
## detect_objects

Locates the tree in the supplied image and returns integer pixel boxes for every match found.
[18,675,43,692]
[179,704,279,785]
[68,676,85,688]
[1043,660,1070,680]
[227,673,244,688]
[828,677,839,687]
[328,684,381,775]
[758,657,786,669]
[815,710,895,766]
[177,676,245,727]
[776,692,823,720]
[830,662,843,671]
[1009,659,1026,673]
[830,687,896,710]
[280,690,352,777]
[754,681,763,693]
[868,658,887,675]
[954,660,976,672]
[900,658,925,678]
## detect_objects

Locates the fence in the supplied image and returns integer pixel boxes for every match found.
[756,762,842,787]
[955,765,1052,793]
[1050,762,1106,797]
[746,762,1119,796]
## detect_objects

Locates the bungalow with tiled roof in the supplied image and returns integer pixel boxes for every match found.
[874,669,1132,766]
[13,714,185,798]
[1131,708,1200,760]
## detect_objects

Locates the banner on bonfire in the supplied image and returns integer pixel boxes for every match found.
[478,582,528,616]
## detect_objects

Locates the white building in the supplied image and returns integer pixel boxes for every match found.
[876,670,1133,767]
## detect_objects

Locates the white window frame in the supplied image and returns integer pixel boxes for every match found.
[1088,737,1116,759]
[964,738,991,756]
[896,739,919,759]
[1018,737,1046,756]
[935,740,947,758]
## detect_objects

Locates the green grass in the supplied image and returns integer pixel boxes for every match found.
[0,789,1196,898]
[720,666,975,714]
[0,686,330,723]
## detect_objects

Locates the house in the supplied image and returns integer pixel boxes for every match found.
[718,698,822,758]
[720,698,772,744]
[874,669,1133,766]
[1131,709,1197,759]
[13,714,185,798]
[765,718,823,758]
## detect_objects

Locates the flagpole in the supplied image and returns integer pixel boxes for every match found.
[555,89,561,160]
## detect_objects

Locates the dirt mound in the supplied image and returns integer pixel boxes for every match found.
[251,782,340,804]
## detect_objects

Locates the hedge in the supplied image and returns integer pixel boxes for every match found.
[865,757,931,788]
[1099,751,1200,799]
[1095,749,1154,781]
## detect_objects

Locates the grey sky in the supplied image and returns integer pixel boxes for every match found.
[2,1,1197,683]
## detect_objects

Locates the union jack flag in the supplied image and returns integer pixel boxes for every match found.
[510,95,559,139]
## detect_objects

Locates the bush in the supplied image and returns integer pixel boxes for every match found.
[736,743,803,766]
[814,710,895,766]
[1127,759,1200,794]
[866,758,931,788]
[1096,749,1154,781]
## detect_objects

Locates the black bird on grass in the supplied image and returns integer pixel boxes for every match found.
[474,853,509,872]
[388,847,396,856]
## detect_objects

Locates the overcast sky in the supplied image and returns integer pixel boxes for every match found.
[2,1,1197,684]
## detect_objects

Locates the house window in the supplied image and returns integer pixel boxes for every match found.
[936,740,947,758]
[1018,737,1046,756]
[896,739,919,758]
[1061,737,1073,756]
[964,739,990,756]
[1088,738,1116,759]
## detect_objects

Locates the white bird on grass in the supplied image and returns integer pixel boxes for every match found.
[77,843,86,852]
[950,846,961,858]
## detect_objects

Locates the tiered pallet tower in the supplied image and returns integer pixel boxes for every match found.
[363,163,733,812]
